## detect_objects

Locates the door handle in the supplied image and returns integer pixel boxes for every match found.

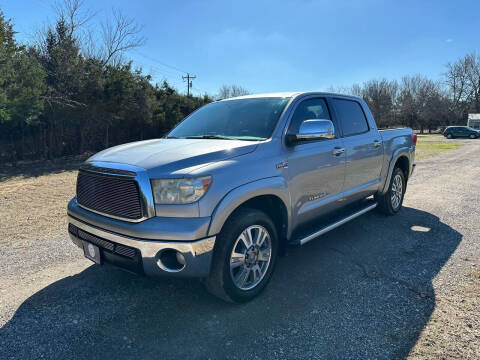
[373,139,383,147]
[332,147,345,156]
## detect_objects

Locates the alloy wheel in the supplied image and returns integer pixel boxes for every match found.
[391,173,403,210]
[229,225,272,291]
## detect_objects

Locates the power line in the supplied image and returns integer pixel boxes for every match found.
[132,50,200,94]
[145,64,184,86]
[129,51,211,96]
[145,63,182,78]
[192,85,209,96]
[182,73,196,96]
[133,50,188,74]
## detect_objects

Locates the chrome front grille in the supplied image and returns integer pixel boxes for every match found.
[76,170,143,220]
[79,164,137,177]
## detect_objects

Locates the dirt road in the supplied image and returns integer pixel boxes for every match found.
[1,140,479,359]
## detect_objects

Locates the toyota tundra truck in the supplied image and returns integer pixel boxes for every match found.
[67,92,416,302]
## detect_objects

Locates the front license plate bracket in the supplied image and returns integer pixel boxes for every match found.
[82,241,102,264]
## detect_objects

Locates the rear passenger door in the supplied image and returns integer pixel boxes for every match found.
[331,98,383,202]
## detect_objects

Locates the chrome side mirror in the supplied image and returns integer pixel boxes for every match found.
[286,119,335,145]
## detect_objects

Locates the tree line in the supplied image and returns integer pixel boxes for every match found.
[1,1,479,165]
[0,2,212,165]
[338,61,478,132]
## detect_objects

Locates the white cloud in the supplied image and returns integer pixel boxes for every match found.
[445,39,453,43]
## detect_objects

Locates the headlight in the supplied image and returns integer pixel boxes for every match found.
[151,176,212,204]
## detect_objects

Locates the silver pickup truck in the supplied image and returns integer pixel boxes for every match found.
[67,92,416,302]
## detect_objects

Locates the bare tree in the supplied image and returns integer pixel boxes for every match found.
[358,79,399,128]
[397,75,448,132]
[100,9,146,66]
[465,53,480,112]
[54,0,95,37]
[446,57,469,111]
[217,84,250,100]
[446,53,480,117]
[349,83,363,97]
[325,85,354,95]
[400,76,426,130]
[33,0,94,56]
[44,1,146,67]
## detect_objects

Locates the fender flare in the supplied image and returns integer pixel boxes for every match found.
[380,147,412,194]
[207,177,292,237]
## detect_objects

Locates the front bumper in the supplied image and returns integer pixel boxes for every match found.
[68,202,216,278]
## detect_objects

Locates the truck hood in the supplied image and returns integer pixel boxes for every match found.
[87,138,258,174]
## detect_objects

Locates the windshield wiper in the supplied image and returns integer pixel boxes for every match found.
[185,135,233,140]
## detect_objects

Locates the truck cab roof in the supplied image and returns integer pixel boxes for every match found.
[221,91,363,102]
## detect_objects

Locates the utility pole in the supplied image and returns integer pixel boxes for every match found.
[182,73,196,96]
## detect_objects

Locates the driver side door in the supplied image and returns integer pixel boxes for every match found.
[286,97,346,229]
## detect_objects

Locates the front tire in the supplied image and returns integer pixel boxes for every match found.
[375,167,406,215]
[446,133,453,139]
[470,134,476,139]
[204,208,278,303]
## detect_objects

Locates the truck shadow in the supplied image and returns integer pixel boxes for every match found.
[0,206,462,359]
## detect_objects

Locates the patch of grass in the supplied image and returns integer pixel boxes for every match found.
[415,141,460,161]
[472,267,480,280]
[416,134,444,138]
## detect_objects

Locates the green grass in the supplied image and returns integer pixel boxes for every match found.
[472,268,480,280]
[415,141,460,161]
[416,133,444,138]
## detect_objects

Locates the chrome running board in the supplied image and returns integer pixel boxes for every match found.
[292,202,378,246]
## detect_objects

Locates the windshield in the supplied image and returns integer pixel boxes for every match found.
[167,97,290,141]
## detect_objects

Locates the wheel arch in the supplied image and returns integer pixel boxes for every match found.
[207,177,291,251]
[395,155,410,181]
[380,149,412,194]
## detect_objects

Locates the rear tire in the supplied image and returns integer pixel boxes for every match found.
[204,208,278,303]
[375,167,406,216]
[446,133,453,139]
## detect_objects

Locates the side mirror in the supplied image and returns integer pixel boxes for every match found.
[286,119,335,145]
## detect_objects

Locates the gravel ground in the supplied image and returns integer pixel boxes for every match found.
[0,140,479,359]
[0,171,76,246]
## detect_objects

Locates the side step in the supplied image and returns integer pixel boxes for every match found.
[290,201,377,246]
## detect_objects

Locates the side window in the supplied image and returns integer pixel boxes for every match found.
[289,98,331,135]
[333,99,369,137]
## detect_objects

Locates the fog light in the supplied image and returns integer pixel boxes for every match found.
[157,249,186,272]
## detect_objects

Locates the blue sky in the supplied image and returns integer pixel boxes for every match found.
[2,0,479,96]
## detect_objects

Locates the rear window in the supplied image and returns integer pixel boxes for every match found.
[332,99,369,136]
